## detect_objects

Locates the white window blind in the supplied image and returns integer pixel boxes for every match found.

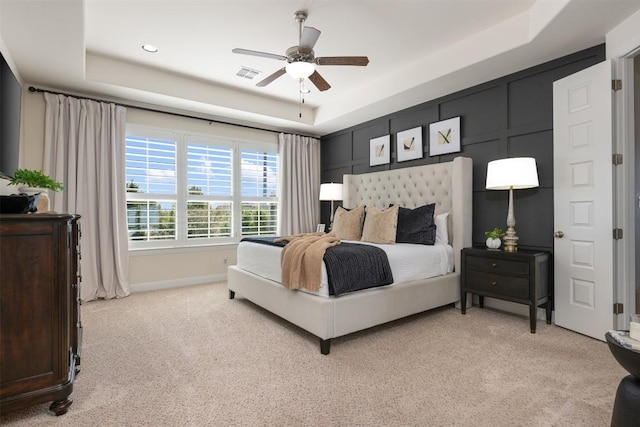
[186,142,233,240]
[240,149,278,236]
[125,126,278,249]
[125,133,177,243]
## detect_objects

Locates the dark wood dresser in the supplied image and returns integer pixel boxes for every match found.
[460,247,551,333]
[0,214,82,416]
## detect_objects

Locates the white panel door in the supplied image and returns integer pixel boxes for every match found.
[553,60,614,341]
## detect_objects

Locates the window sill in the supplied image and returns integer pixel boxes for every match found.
[128,242,238,256]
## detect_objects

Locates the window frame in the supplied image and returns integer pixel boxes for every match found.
[125,124,279,250]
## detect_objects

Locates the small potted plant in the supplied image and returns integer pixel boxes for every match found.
[484,227,505,249]
[9,169,64,194]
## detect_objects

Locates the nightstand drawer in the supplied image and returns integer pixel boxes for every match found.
[465,271,529,299]
[465,255,529,276]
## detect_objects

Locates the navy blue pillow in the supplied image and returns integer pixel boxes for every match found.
[395,203,436,245]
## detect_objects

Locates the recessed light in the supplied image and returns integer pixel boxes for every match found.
[141,44,158,53]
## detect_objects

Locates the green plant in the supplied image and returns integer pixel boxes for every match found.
[9,169,64,192]
[484,227,505,239]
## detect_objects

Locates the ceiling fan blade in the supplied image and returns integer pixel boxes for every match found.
[308,71,331,92]
[256,67,287,87]
[299,26,321,50]
[315,56,369,66]
[232,48,287,62]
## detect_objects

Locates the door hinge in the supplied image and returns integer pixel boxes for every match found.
[613,303,624,315]
[612,79,622,91]
[613,228,623,240]
[612,153,623,165]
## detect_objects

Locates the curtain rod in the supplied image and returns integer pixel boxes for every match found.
[28,86,317,139]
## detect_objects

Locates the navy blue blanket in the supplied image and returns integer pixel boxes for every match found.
[241,237,393,296]
[242,236,287,247]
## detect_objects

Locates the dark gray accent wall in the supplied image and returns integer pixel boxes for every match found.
[320,44,606,252]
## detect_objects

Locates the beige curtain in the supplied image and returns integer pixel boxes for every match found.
[278,133,321,235]
[43,93,130,301]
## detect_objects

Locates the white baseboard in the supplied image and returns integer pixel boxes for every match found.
[130,274,227,293]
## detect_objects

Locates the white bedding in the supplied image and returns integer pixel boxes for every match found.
[236,240,454,298]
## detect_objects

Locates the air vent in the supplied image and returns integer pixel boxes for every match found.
[236,67,261,80]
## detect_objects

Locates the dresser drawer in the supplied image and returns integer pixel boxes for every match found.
[465,271,529,300]
[465,255,529,276]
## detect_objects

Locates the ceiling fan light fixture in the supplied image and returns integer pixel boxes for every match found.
[233,10,367,95]
[286,61,315,80]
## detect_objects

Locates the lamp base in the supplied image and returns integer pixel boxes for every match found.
[503,187,519,252]
[502,187,520,252]
[328,200,335,232]
[503,227,519,252]
[503,236,519,252]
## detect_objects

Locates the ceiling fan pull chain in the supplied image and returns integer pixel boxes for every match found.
[299,79,307,118]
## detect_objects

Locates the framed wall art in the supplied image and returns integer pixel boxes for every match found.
[396,126,423,162]
[429,117,461,156]
[369,135,390,166]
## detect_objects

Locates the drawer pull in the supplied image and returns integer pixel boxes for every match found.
[491,262,497,268]
[491,281,497,286]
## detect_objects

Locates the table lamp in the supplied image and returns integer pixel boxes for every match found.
[319,183,343,232]
[486,157,539,252]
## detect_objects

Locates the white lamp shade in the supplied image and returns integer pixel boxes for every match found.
[319,183,343,201]
[486,157,539,190]
[286,61,315,80]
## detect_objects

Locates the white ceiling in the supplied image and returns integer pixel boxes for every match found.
[1,0,640,137]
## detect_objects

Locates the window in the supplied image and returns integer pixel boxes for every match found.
[125,126,278,248]
[240,149,278,236]
[125,132,177,243]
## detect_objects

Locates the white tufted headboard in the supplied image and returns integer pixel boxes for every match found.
[343,156,473,273]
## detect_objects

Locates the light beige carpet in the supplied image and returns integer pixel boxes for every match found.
[1,282,628,426]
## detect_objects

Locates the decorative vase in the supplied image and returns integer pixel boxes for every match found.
[18,186,47,195]
[486,237,501,249]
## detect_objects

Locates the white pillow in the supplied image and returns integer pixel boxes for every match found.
[435,212,449,245]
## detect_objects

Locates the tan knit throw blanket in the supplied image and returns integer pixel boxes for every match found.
[274,232,341,291]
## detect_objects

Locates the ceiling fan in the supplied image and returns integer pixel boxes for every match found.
[232,10,369,92]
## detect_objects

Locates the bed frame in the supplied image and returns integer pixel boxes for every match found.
[228,156,472,354]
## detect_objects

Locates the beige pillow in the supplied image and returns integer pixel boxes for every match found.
[332,206,365,240]
[361,205,399,244]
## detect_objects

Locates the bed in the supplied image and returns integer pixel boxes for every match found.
[227,156,473,354]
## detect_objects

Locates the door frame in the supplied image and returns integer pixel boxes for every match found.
[614,52,638,329]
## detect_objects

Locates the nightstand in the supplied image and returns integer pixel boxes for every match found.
[460,247,552,333]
